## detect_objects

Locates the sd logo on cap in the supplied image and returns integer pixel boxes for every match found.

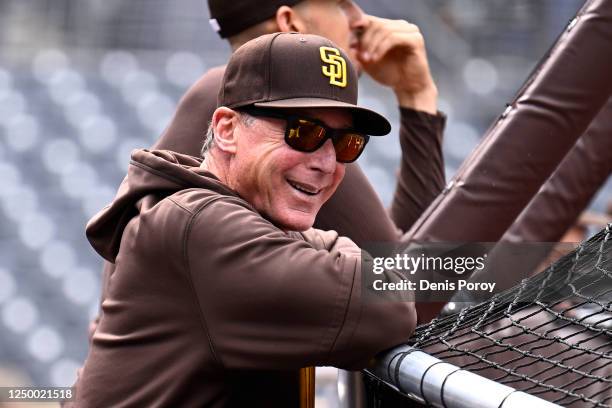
[320,46,347,88]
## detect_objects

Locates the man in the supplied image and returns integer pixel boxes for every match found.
[73,33,415,407]
[92,0,445,336]
[154,0,446,245]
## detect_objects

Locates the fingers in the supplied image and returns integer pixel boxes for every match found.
[358,15,425,62]
[358,17,383,61]
[372,31,425,63]
[368,30,394,61]
[363,25,388,61]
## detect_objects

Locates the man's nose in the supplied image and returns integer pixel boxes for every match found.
[308,139,337,173]
[347,1,367,31]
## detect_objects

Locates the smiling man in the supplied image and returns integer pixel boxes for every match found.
[72,33,415,407]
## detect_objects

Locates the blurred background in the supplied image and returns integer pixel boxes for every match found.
[0,0,610,404]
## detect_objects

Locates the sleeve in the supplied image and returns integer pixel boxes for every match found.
[184,197,416,371]
[391,108,447,233]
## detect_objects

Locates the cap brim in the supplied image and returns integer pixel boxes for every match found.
[253,98,391,136]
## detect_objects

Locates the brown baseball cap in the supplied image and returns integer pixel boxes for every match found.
[207,0,304,38]
[218,32,391,136]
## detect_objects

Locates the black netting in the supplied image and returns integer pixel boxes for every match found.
[366,224,612,407]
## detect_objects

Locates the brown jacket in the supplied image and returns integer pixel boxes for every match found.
[75,149,416,407]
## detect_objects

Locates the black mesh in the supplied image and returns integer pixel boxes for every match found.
[366,224,612,407]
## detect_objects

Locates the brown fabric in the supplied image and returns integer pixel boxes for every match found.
[405,0,612,244]
[207,0,303,38]
[75,149,415,407]
[466,98,612,293]
[503,96,612,243]
[391,108,446,231]
[220,33,390,136]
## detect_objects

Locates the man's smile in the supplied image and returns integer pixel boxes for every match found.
[286,178,323,196]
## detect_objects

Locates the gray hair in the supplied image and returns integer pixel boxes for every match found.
[201,122,215,158]
[200,111,256,158]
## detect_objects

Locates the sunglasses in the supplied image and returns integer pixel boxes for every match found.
[239,107,370,163]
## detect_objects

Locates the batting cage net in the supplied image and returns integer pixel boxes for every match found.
[366,224,612,407]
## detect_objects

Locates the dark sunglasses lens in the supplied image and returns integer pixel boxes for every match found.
[287,119,326,151]
[333,132,367,162]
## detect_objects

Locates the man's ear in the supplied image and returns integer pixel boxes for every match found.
[275,5,308,33]
[212,107,239,154]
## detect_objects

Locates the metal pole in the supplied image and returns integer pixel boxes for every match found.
[371,345,562,408]
[337,370,365,408]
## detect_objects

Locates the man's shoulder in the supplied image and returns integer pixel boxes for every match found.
[165,186,254,217]
[192,65,226,93]
[166,187,285,254]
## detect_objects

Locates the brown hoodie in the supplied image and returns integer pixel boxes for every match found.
[74,149,415,407]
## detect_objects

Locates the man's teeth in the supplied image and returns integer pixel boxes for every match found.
[288,180,319,195]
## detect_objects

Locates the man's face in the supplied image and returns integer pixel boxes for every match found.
[228,108,349,231]
[299,0,366,71]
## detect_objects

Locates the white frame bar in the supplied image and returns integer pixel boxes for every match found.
[371,345,562,408]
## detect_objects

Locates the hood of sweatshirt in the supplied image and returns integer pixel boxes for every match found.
[85,149,239,262]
